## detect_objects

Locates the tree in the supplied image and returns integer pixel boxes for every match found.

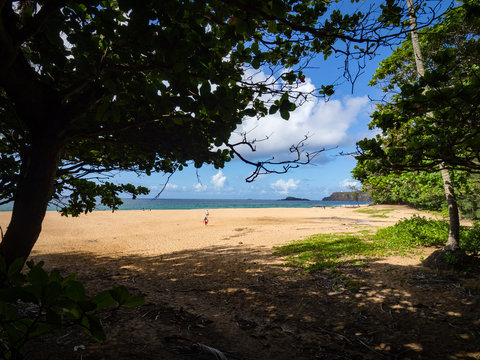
[346,184,362,207]
[353,170,446,209]
[405,0,459,251]
[0,0,452,266]
[355,1,480,251]
[353,167,480,217]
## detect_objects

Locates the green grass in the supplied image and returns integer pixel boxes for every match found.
[273,233,385,272]
[274,216,480,273]
[353,208,394,217]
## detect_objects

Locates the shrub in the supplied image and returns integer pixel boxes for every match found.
[0,257,144,359]
[460,220,480,255]
[375,216,480,255]
[374,215,449,249]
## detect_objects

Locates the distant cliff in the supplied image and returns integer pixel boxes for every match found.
[322,191,372,202]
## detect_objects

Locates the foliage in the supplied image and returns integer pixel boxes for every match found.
[2,0,439,264]
[355,2,480,176]
[374,215,448,249]
[354,169,480,218]
[0,0,395,216]
[353,208,394,218]
[0,258,144,359]
[461,221,480,255]
[456,174,480,219]
[274,216,480,273]
[353,171,446,211]
[273,233,377,272]
[347,184,362,206]
[375,216,480,255]
[354,1,480,253]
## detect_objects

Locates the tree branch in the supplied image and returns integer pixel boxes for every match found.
[153,171,177,199]
[221,0,450,56]
[226,134,327,182]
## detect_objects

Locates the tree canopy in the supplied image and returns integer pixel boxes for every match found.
[0,0,452,264]
[354,0,480,253]
[355,2,480,176]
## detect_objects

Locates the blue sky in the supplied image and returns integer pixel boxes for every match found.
[114,1,451,200]
[116,53,385,200]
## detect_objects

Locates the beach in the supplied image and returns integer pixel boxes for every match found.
[2,205,479,360]
[1,204,426,259]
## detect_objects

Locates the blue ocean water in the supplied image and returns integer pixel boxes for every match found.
[90,198,368,210]
[0,198,368,211]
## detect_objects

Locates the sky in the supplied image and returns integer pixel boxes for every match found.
[116,54,384,200]
[113,1,449,201]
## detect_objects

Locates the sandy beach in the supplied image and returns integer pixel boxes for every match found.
[1,204,427,259]
[2,205,479,360]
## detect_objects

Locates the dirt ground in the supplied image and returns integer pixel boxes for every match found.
[8,206,479,359]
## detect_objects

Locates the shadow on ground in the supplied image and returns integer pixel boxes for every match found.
[27,245,480,360]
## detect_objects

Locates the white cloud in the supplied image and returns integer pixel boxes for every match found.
[149,183,178,192]
[193,183,207,192]
[211,171,227,189]
[271,178,299,195]
[229,71,369,160]
[165,183,178,190]
[339,179,360,190]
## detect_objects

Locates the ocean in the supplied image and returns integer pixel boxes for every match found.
[100,198,369,210]
[0,198,368,211]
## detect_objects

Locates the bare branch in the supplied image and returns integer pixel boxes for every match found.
[226,134,329,182]
[153,171,176,199]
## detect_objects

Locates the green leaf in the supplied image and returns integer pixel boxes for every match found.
[280,108,290,120]
[200,82,211,97]
[269,105,278,115]
[251,57,261,69]
[64,281,86,302]
[83,314,106,342]
[243,108,257,117]
[7,258,24,277]
[122,295,145,308]
[63,303,82,319]
[93,290,116,310]
[43,282,62,305]
[26,265,49,288]
[109,286,129,305]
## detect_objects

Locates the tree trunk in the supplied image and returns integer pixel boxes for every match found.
[441,168,460,250]
[406,0,461,250]
[0,132,64,265]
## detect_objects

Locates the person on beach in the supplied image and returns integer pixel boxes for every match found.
[204,216,208,226]
[205,209,209,217]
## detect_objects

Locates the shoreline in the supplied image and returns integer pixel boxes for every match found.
[0,199,371,212]
[0,205,428,260]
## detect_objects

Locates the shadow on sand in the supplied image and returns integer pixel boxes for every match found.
[27,244,480,360]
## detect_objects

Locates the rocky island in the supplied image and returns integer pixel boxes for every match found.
[280,196,310,201]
